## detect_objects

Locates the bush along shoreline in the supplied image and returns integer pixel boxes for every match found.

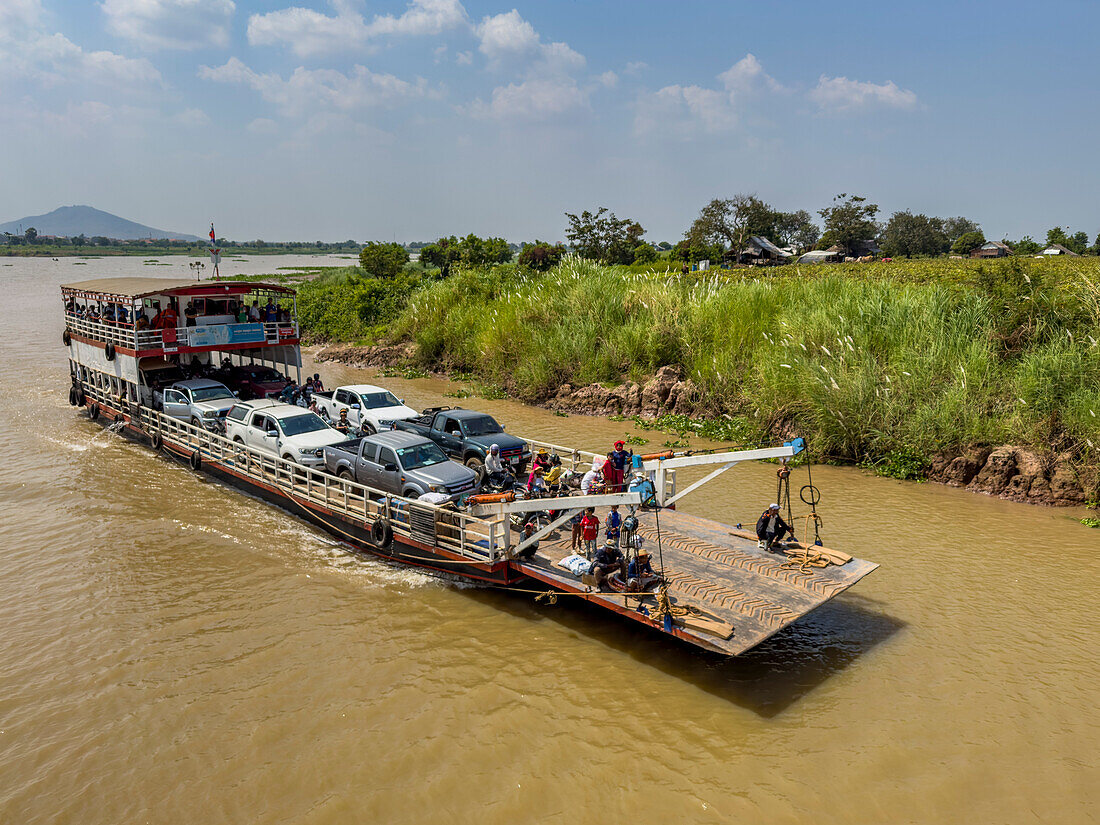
[299,256,1100,509]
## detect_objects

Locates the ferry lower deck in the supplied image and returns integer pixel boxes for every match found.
[69,373,878,657]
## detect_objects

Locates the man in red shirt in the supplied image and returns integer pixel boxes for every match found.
[580,507,600,559]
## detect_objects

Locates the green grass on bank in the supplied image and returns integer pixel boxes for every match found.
[388,257,1100,485]
[245,255,1100,492]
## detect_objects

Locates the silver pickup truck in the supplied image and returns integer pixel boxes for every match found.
[323,430,479,501]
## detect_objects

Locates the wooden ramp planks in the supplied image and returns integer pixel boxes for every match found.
[518,508,878,656]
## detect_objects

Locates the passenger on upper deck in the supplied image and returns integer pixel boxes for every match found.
[264,299,278,322]
[249,300,261,322]
[184,302,197,327]
[135,312,150,331]
[756,503,793,551]
[117,305,130,324]
[236,303,248,323]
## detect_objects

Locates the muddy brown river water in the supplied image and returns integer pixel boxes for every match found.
[1,256,1097,824]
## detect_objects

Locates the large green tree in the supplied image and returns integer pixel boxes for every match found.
[951,230,986,255]
[942,216,981,245]
[818,194,880,255]
[358,241,409,278]
[684,195,773,260]
[518,240,567,271]
[564,207,645,264]
[880,211,948,258]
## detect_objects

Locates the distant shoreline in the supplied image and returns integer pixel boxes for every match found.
[2,247,357,258]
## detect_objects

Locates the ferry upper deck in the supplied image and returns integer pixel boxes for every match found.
[61,277,299,358]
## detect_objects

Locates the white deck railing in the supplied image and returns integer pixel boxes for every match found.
[66,314,298,351]
[78,378,505,564]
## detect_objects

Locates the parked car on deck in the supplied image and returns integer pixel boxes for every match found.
[225,399,348,468]
[311,384,418,433]
[214,364,292,400]
[323,430,479,501]
[162,378,238,431]
[393,407,529,471]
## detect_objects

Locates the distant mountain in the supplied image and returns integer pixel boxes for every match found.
[0,205,202,241]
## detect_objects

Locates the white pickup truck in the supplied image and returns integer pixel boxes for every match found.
[225,399,349,468]
[311,384,418,434]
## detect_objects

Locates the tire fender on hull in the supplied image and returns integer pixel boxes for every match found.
[371,518,394,550]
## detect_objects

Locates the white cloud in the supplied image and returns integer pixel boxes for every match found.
[597,70,617,88]
[456,50,473,65]
[366,0,467,37]
[624,61,646,76]
[0,4,161,89]
[810,75,917,111]
[248,0,467,57]
[469,9,590,121]
[476,9,538,60]
[247,117,278,134]
[469,77,586,121]
[101,0,235,50]
[634,53,781,134]
[173,107,211,127]
[199,57,431,117]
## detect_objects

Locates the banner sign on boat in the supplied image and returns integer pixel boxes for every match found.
[189,322,266,347]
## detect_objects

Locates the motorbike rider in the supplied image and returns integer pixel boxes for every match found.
[483,443,510,486]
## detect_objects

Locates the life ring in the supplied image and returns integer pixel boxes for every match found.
[371,518,394,550]
[88,403,99,421]
[104,343,116,361]
[189,450,202,471]
[800,485,821,507]
[150,430,163,450]
[62,329,71,346]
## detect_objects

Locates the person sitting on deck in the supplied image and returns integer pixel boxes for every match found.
[334,408,352,435]
[592,540,626,589]
[756,503,794,551]
[116,305,130,324]
[544,454,565,489]
[580,507,600,558]
[627,547,653,579]
[527,465,548,496]
[135,312,150,331]
[514,522,539,560]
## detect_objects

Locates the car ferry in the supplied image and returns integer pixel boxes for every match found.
[62,277,878,657]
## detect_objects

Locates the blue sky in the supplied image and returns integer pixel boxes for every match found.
[2,0,1098,243]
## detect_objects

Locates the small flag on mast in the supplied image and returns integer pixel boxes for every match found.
[209,222,216,245]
